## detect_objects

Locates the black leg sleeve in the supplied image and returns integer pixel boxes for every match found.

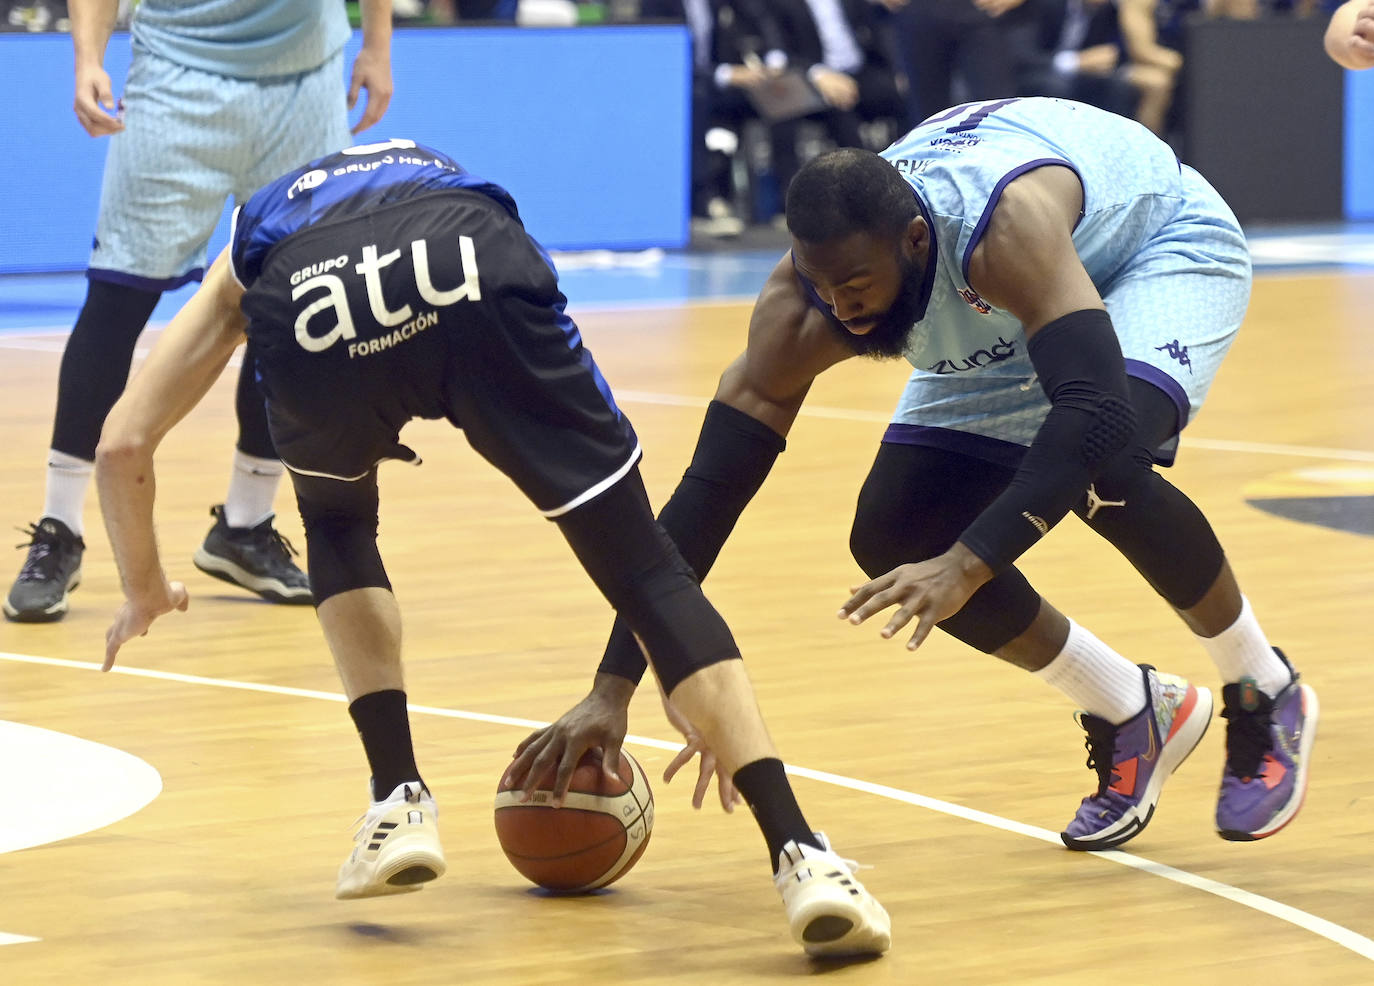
[849,442,1042,654]
[292,471,389,605]
[561,469,740,695]
[50,279,162,460]
[1070,379,1225,610]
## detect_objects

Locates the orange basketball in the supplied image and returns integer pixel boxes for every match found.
[494,749,654,893]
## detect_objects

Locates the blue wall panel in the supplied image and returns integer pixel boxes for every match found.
[0,25,691,274]
[1345,68,1374,221]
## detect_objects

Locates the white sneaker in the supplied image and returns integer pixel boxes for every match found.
[774,833,892,957]
[335,781,447,900]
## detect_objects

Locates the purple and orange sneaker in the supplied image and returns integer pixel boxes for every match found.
[1061,666,1214,851]
[1216,649,1318,842]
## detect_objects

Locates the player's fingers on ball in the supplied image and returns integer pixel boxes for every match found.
[549,748,585,806]
[601,743,622,778]
[512,726,548,757]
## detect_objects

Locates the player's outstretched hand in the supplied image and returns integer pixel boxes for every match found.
[505,672,634,808]
[838,546,992,651]
[660,691,741,813]
[103,581,189,671]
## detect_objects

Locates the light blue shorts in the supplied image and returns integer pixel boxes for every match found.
[887,166,1252,467]
[89,46,351,290]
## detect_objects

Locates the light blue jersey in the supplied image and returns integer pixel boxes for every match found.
[874,97,1251,467]
[132,0,351,79]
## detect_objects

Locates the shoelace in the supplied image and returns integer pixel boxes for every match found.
[1076,712,1122,798]
[1221,702,1273,780]
[348,784,432,833]
[250,525,301,563]
[14,524,65,582]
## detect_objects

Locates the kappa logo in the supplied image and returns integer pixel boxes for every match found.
[1156,339,1192,372]
[959,287,991,314]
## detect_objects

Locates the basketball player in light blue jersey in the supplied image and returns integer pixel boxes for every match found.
[564,96,1316,849]
[5,0,394,624]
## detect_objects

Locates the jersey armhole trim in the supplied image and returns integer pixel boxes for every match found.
[961,157,1080,284]
[228,206,247,290]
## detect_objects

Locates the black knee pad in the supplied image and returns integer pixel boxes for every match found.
[293,472,390,605]
[559,472,740,693]
[1072,447,1223,609]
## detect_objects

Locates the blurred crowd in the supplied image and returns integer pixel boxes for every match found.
[4,0,1353,236]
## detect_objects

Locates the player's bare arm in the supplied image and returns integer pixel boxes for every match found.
[966,163,1102,331]
[96,248,248,670]
[842,164,1121,650]
[350,0,396,133]
[715,251,856,436]
[69,0,124,136]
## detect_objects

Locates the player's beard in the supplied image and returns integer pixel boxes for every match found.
[832,253,926,361]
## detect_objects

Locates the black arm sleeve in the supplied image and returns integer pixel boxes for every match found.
[597,400,787,682]
[958,308,1137,574]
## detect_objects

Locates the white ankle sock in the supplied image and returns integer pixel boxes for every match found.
[1034,620,1148,725]
[42,450,94,536]
[1196,596,1291,697]
[223,451,283,529]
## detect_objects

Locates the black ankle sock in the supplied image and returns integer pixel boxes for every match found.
[347,689,424,801]
[732,757,817,873]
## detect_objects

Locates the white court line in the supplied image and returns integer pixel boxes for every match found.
[0,932,40,946]
[2,650,1370,962]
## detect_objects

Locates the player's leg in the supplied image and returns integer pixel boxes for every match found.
[849,438,1211,849]
[190,341,312,605]
[555,470,890,957]
[1088,188,1315,841]
[191,60,350,604]
[291,469,445,899]
[4,279,162,622]
[6,51,236,623]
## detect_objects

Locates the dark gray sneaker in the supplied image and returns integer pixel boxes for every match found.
[192,505,313,605]
[5,518,85,623]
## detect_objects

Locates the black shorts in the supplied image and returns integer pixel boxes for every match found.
[240,190,640,515]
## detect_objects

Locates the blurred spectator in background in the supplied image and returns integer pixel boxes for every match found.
[1325,0,1374,66]
[1005,0,1140,118]
[1006,0,1177,135]
[764,0,911,220]
[642,0,785,236]
[891,0,1021,122]
[1115,0,1182,134]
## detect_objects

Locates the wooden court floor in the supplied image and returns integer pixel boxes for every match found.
[1,270,1371,984]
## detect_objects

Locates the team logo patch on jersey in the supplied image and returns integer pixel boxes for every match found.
[287,169,328,200]
[959,287,992,314]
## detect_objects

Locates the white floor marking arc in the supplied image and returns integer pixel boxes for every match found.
[1,650,1369,961]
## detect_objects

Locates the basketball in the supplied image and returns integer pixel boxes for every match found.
[494,748,654,893]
